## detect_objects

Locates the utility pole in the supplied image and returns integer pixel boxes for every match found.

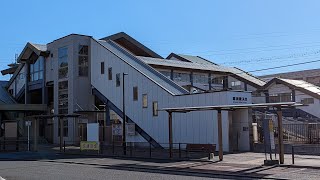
[122,73,128,155]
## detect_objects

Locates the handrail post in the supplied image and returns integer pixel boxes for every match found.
[149,142,152,158]
[292,145,295,164]
[179,143,181,159]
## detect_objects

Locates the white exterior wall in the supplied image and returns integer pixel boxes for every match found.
[266,82,320,118]
[295,90,320,118]
[47,35,94,144]
[91,39,252,152]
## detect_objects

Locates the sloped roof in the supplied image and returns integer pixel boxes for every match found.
[167,53,218,65]
[17,42,48,63]
[138,56,230,73]
[0,81,16,104]
[138,56,266,88]
[95,39,188,95]
[100,32,162,58]
[227,67,266,87]
[264,78,320,99]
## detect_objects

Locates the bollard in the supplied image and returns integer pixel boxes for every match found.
[130,142,133,157]
[292,145,295,164]
[63,141,66,153]
[112,141,115,155]
[149,143,152,158]
[179,143,181,159]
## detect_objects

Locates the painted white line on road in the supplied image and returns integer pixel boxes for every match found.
[0,176,6,180]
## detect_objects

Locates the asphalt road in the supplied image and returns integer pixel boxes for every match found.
[0,160,234,180]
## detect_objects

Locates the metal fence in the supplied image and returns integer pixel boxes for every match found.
[257,122,320,144]
[62,141,216,160]
[291,144,320,164]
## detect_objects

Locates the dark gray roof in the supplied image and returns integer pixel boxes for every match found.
[174,54,218,65]
[95,40,189,95]
[0,81,16,104]
[138,56,266,87]
[30,43,47,51]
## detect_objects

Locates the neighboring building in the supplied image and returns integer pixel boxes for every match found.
[0,32,272,152]
[262,78,320,120]
[259,68,320,86]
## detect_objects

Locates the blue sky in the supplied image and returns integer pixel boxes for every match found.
[1,0,320,80]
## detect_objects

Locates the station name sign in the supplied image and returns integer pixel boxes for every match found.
[232,96,248,104]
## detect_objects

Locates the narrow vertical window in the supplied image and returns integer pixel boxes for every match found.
[108,67,112,80]
[133,86,138,101]
[153,101,158,116]
[142,94,148,108]
[116,73,120,87]
[78,45,88,77]
[101,62,105,74]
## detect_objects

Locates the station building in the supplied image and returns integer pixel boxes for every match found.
[0,32,272,152]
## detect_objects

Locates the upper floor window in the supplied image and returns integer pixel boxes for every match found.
[193,74,208,84]
[159,71,171,79]
[108,67,112,80]
[173,72,190,82]
[301,98,314,105]
[78,45,89,76]
[58,47,68,79]
[231,81,242,90]
[211,76,224,85]
[101,62,105,74]
[30,57,44,81]
[133,86,138,101]
[153,101,158,116]
[142,94,148,108]
[116,73,120,87]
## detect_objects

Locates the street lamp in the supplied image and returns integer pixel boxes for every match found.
[122,73,128,155]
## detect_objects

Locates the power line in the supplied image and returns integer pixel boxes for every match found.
[245,59,320,73]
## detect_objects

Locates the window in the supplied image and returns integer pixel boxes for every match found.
[30,57,44,81]
[159,71,171,79]
[58,81,68,114]
[58,118,68,137]
[108,67,112,80]
[58,47,68,79]
[211,76,225,85]
[231,81,242,90]
[101,62,105,74]
[116,73,120,87]
[269,93,292,103]
[133,86,138,101]
[193,74,208,84]
[78,45,89,76]
[142,94,148,108]
[173,72,190,82]
[153,101,158,116]
[301,98,314,104]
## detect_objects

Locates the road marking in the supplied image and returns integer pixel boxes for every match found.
[0,176,6,180]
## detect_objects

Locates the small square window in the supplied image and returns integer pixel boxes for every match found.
[142,94,148,108]
[153,101,158,116]
[116,73,120,87]
[108,68,112,80]
[101,62,105,74]
[133,86,138,101]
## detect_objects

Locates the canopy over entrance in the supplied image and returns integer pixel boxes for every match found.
[160,102,304,164]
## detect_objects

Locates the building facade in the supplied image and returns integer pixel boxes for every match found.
[1,32,270,152]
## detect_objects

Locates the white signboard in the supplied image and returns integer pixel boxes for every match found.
[112,124,122,136]
[87,123,99,142]
[126,123,135,136]
[269,120,275,150]
[25,121,32,126]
